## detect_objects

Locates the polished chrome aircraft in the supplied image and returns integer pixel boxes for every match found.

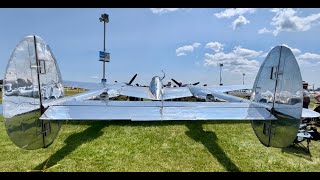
[1,35,320,150]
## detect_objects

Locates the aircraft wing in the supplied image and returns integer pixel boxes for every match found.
[187,85,252,99]
[118,85,156,100]
[200,84,253,93]
[189,85,320,119]
[63,80,127,98]
[119,86,193,100]
[40,101,276,121]
[302,108,320,118]
[163,87,193,100]
[63,80,105,90]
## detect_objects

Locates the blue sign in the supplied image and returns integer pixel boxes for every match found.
[99,51,110,62]
[99,51,104,58]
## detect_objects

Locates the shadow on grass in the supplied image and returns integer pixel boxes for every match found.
[32,120,246,171]
[185,122,240,172]
[281,143,312,161]
[33,121,108,171]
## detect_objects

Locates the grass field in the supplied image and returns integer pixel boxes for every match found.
[0,89,320,172]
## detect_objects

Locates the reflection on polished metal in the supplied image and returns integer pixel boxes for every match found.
[149,76,164,100]
[251,46,302,148]
[3,35,64,150]
[3,34,319,151]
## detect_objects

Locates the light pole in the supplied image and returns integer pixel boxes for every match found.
[313,84,315,92]
[219,63,223,86]
[242,73,245,85]
[99,13,109,83]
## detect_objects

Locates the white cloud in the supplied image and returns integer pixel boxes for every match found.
[296,52,320,66]
[204,46,261,73]
[150,8,179,14]
[91,75,99,79]
[297,59,311,66]
[281,44,301,55]
[192,43,201,48]
[176,43,201,56]
[232,16,250,30]
[214,8,256,18]
[267,8,320,36]
[205,42,224,52]
[297,53,320,60]
[258,28,272,34]
[233,46,263,58]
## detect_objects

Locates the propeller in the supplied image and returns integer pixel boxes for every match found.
[171,78,200,87]
[171,78,182,87]
[126,74,138,85]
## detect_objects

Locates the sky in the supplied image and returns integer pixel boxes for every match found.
[1,8,320,89]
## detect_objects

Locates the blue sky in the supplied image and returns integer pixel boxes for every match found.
[1,8,320,88]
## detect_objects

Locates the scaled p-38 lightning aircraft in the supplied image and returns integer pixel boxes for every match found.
[1,35,320,150]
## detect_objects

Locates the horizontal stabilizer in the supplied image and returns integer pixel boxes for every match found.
[40,101,276,121]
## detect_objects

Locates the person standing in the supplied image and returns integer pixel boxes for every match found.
[303,81,311,109]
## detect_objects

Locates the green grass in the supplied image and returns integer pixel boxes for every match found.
[0,90,320,171]
[0,118,319,172]
[64,88,86,97]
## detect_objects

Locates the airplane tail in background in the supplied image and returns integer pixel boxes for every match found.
[250,46,303,148]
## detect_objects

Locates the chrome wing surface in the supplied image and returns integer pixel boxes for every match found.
[200,85,253,93]
[119,85,156,100]
[163,87,193,100]
[119,86,193,100]
[40,101,276,121]
[187,85,252,100]
[302,108,320,118]
[3,88,110,119]
[63,80,105,90]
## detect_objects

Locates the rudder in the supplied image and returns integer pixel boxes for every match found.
[250,46,303,148]
[2,35,64,150]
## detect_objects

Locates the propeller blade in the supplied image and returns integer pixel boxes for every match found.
[192,82,200,86]
[171,78,181,87]
[128,74,138,85]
